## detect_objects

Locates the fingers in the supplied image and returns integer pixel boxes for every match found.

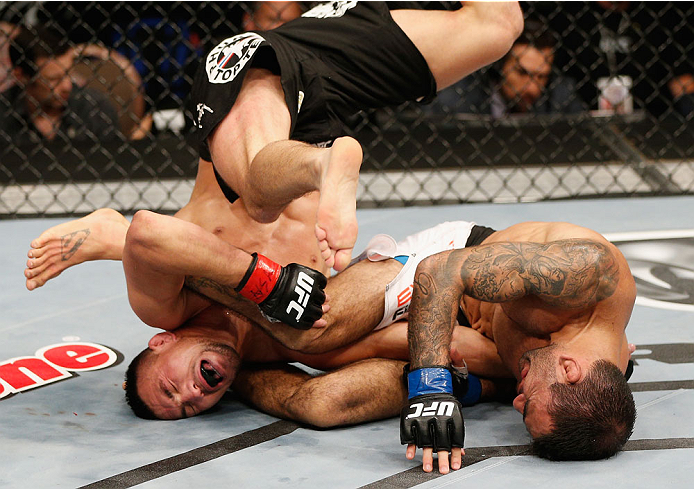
[421,448,434,472]
[436,450,450,474]
[312,318,328,328]
[407,445,464,474]
[450,447,463,471]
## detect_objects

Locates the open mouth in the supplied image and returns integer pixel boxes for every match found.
[200,360,223,389]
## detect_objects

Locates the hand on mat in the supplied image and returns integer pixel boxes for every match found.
[400,366,466,474]
[405,444,464,474]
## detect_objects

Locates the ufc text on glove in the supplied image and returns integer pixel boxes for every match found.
[400,366,465,452]
[235,252,327,329]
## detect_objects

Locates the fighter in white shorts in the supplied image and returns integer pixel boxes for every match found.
[350,221,496,330]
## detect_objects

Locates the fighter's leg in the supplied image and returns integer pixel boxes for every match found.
[391,2,524,90]
[209,68,363,271]
[238,257,404,354]
[25,208,129,290]
[246,135,362,272]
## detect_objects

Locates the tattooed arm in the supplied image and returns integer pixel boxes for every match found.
[408,239,621,368]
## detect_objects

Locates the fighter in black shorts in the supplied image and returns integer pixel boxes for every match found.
[189,1,524,272]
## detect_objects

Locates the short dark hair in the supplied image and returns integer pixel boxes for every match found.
[515,19,556,50]
[9,26,70,78]
[124,348,158,420]
[532,359,636,461]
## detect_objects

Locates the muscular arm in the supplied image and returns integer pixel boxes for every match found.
[409,239,621,368]
[187,255,402,354]
[233,356,516,428]
[232,359,407,428]
[123,210,253,330]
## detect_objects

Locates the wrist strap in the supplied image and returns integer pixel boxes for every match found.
[407,367,453,399]
[235,252,282,303]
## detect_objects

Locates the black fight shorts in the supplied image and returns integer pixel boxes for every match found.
[189,1,437,201]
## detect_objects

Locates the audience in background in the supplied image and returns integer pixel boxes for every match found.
[549,1,694,117]
[0,26,121,145]
[0,21,18,93]
[425,20,584,117]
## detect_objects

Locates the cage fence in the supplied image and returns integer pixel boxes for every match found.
[0,1,692,217]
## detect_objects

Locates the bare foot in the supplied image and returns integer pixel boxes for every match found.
[25,208,129,290]
[315,136,363,272]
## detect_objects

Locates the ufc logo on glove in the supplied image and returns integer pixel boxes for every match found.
[235,253,327,329]
[400,366,465,451]
[405,400,456,419]
[286,272,315,320]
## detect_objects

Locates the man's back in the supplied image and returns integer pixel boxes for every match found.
[458,221,636,375]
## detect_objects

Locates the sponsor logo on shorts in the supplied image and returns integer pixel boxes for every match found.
[297,90,305,113]
[196,103,214,129]
[391,285,413,322]
[303,0,358,19]
[206,33,264,84]
[0,342,120,400]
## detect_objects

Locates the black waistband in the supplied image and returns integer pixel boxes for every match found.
[465,224,496,247]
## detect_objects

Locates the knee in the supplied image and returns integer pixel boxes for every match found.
[126,210,158,249]
[243,198,284,224]
[470,1,524,52]
[500,2,525,42]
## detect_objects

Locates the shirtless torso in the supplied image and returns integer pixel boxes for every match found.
[458,221,636,379]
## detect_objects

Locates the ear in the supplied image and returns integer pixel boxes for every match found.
[558,355,582,384]
[148,331,176,351]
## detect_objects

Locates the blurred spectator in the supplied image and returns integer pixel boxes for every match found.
[547,1,694,117]
[242,1,304,31]
[0,22,19,93]
[668,74,694,117]
[425,20,584,117]
[1,26,121,145]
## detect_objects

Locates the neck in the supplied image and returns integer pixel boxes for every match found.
[176,305,254,361]
[555,326,628,371]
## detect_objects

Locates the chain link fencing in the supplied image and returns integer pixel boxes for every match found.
[1,1,692,217]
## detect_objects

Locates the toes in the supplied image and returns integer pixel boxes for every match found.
[332,248,353,272]
[28,244,47,259]
[314,225,328,241]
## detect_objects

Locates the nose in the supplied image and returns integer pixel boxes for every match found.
[512,393,526,414]
[523,80,542,101]
[180,383,204,402]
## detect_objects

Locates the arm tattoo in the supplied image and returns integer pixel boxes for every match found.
[184,276,237,301]
[409,254,459,367]
[60,229,90,261]
[460,239,620,307]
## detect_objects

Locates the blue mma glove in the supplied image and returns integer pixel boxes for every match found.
[400,365,465,452]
